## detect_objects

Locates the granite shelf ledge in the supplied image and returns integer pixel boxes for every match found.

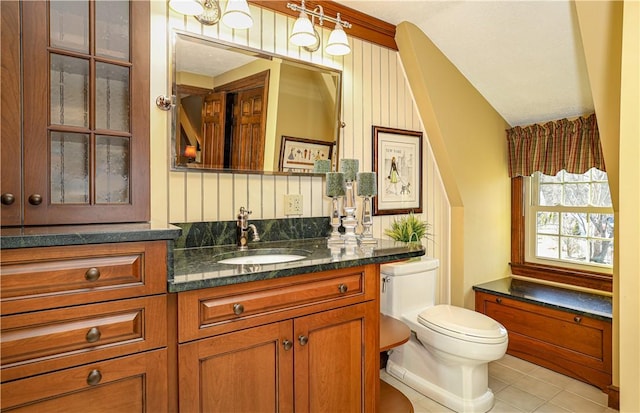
[0,222,181,249]
[170,238,425,292]
[473,277,612,321]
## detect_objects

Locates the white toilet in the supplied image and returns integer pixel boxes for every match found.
[381,257,508,413]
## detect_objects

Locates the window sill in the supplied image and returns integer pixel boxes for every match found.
[509,262,612,292]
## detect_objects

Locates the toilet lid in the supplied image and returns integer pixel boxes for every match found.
[418,305,507,344]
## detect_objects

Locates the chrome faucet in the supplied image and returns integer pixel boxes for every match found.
[236,207,260,249]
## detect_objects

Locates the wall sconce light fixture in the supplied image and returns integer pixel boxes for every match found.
[287,0,352,56]
[169,0,253,30]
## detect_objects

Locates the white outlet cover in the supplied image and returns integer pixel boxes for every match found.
[285,194,303,215]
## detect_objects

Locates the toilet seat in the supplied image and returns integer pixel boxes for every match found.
[418,304,507,344]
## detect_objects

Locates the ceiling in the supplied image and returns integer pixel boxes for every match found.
[336,0,595,127]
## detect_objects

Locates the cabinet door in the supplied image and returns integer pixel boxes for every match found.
[179,321,294,413]
[20,1,149,225]
[0,349,167,412]
[294,302,379,413]
[0,0,22,225]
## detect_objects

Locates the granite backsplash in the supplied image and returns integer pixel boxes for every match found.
[172,217,331,249]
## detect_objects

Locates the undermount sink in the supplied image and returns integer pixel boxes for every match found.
[215,248,310,265]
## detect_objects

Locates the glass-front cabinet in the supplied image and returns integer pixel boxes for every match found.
[4,0,150,225]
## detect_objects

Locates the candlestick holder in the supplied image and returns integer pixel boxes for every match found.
[357,172,377,244]
[325,172,345,245]
[341,179,358,244]
[340,159,359,244]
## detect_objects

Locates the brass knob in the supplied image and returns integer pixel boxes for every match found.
[85,267,101,282]
[87,369,102,386]
[574,316,582,324]
[283,340,292,351]
[496,297,503,304]
[298,335,308,346]
[28,193,42,205]
[86,327,101,343]
[338,284,348,294]
[1,193,15,205]
[233,303,244,315]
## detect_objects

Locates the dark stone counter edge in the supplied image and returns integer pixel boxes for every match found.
[473,280,612,322]
[168,249,425,293]
[0,226,182,249]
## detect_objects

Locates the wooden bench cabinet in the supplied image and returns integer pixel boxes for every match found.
[474,290,612,391]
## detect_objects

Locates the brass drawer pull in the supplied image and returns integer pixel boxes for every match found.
[338,283,348,294]
[298,335,308,346]
[85,267,101,282]
[87,369,102,386]
[283,339,293,351]
[86,327,101,343]
[496,297,502,304]
[574,316,582,324]
[233,303,244,315]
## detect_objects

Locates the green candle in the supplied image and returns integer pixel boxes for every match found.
[313,159,331,173]
[340,159,359,181]
[326,172,345,197]
[357,172,377,196]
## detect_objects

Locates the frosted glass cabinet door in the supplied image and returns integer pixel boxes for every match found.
[21,1,150,225]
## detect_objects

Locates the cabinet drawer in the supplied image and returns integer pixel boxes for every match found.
[1,349,167,412]
[178,265,377,342]
[1,295,167,382]
[1,241,167,314]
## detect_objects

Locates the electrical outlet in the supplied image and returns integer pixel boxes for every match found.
[284,194,303,215]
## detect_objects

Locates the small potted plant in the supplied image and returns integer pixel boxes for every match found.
[384,212,433,244]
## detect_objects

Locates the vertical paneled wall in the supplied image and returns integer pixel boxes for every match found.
[155,4,451,302]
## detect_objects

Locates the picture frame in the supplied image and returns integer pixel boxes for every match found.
[279,136,334,173]
[372,126,423,215]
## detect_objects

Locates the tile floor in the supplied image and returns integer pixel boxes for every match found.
[380,354,617,413]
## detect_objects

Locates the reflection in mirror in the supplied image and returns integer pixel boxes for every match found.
[171,31,342,174]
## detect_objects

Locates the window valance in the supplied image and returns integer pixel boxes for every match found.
[506,113,605,178]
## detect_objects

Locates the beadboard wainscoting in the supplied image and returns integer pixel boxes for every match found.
[150,2,451,302]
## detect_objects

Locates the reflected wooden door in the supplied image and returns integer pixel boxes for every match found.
[232,87,265,171]
[202,91,226,168]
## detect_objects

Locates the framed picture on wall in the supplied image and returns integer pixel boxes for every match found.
[372,126,423,215]
[279,136,333,173]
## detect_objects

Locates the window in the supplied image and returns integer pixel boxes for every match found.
[510,168,614,292]
[526,168,613,271]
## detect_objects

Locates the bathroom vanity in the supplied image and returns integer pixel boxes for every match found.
[171,237,424,412]
[1,224,424,412]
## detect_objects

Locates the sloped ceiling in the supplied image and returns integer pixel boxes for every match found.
[336,0,595,127]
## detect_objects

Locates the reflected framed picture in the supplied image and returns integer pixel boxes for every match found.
[279,136,333,173]
[372,126,423,215]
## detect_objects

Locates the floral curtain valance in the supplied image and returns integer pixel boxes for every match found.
[506,113,606,178]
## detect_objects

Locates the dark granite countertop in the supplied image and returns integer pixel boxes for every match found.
[0,222,181,249]
[170,238,425,292]
[473,277,612,321]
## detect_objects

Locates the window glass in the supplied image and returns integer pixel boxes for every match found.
[527,168,613,269]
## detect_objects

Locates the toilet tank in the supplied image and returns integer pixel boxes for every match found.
[380,256,440,317]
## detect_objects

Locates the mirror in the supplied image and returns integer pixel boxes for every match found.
[171,31,342,174]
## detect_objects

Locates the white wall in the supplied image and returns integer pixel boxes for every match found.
[150,2,452,303]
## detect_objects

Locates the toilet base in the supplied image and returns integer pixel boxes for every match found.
[386,338,496,413]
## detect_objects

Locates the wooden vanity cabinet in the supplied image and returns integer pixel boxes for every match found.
[475,290,612,391]
[177,265,380,412]
[1,0,150,226]
[0,241,169,412]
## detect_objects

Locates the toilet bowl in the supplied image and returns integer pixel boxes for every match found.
[381,257,508,412]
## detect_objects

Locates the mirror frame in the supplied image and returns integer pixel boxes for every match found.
[169,30,342,175]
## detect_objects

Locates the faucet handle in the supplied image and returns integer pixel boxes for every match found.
[238,206,252,218]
